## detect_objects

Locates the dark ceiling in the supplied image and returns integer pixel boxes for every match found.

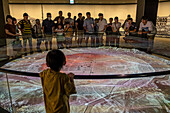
[8,0,170,4]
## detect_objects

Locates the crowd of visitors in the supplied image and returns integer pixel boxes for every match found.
[4,11,156,58]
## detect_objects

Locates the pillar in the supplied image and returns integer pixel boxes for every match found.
[136,0,159,31]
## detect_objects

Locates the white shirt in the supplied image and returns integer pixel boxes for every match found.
[98,18,107,31]
[112,22,121,31]
[139,21,153,32]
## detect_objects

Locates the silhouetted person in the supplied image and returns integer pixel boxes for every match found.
[76,13,84,46]
[83,12,95,47]
[112,17,121,47]
[98,13,107,46]
[42,13,55,51]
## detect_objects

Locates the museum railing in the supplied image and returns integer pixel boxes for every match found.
[0,66,170,112]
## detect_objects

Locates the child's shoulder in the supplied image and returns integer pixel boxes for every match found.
[39,69,68,78]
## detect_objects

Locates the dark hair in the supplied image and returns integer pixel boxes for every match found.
[78,13,82,16]
[59,11,62,14]
[46,50,66,72]
[68,12,71,16]
[12,17,17,21]
[12,17,17,24]
[23,13,28,17]
[128,18,133,21]
[35,19,40,22]
[114,17,118,21]
[142,16,148,20]
[47,13,51,16]
[98,13,103,16]
[86,12,91,16]
[65,22,70,25]
[95,18,99,21]
[109,18,113,21]
[127,14,131,18]
[6,15,12,22]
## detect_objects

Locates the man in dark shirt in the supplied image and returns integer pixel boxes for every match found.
[76,13,84,46]
[42,13,55,51]
[54,11,65,25]
[105,18,114,46]
[125,18,137,36]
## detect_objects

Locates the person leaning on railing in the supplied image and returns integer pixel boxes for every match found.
[5,15,20,59]
[123,18,137,43]
[54,24,65,49]
[39,50,76,113]
[138,16,156,52]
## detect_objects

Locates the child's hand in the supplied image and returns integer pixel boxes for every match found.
[68,73,75,82]
[68,73,75,78]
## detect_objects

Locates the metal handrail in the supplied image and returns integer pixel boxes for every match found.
[0,68,169,79]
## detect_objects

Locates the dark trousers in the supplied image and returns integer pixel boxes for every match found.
[85,33,95,47]
[106,35,119,47]
[37,36,42,50]
[22,34,32,52]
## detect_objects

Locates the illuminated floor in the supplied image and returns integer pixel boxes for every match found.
[0,48,170,113]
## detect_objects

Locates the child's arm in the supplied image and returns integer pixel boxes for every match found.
[64,73,77,96]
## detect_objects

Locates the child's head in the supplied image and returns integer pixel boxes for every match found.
[95,18,99,24]
[46,50,66,72]
[58,24,62,29]
[109,18,113,23]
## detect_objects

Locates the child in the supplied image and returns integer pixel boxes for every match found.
[55,24,65,49]
[39,50,76,113]
[64,22,73,48]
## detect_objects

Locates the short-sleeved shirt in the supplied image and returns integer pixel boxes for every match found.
[139,21,153,32]
[106,23,113,35]
[83,18,94,32]
[18,19,32,34]
[42,19,55,34]
[98,18,107,31]
[112,22,121,31]
[55,29,64,36]
[65,18,74,25]
[77,18,84,30]
[5,24,16,38]
[33,24,42,36]
[125,22,137,31]
[39,69,76,113]
[54,16,65,24]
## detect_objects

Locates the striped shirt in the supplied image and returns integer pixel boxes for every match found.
[18,19,32,34]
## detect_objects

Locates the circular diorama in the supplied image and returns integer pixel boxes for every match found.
[0,47,170,112]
